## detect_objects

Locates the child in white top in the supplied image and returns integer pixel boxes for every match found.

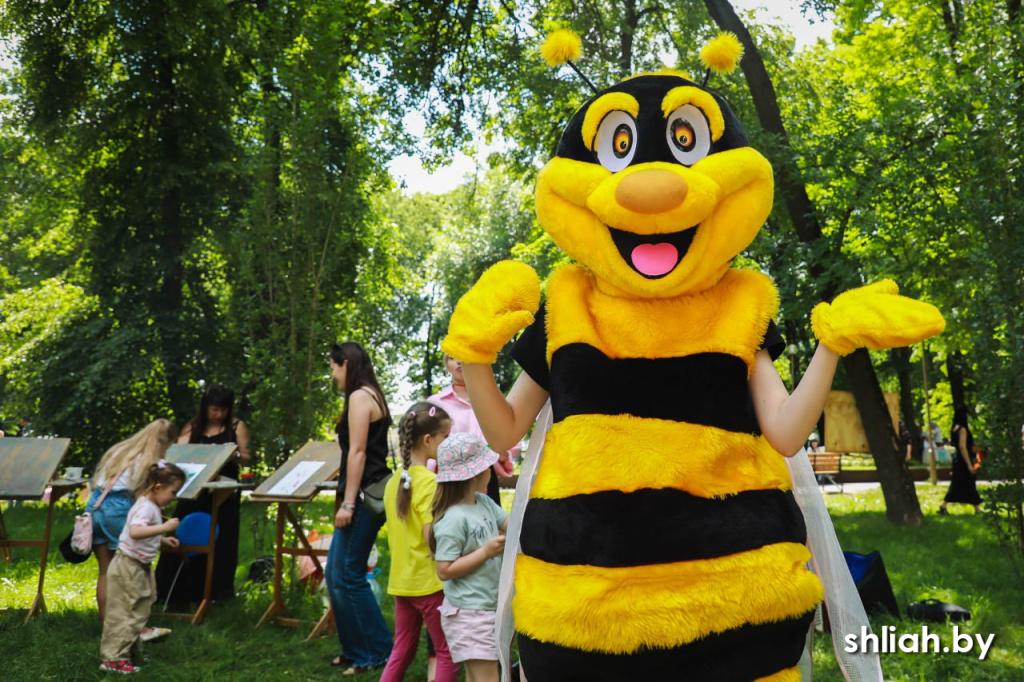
[430,433,509,682]
[99,461,185,674]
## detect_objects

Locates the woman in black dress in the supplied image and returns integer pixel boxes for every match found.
[155,384,251,602]
[939,406,982,514]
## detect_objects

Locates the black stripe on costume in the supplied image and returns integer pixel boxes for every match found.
[517,610,813,682]
[548,343,760,433]
[520,488,806,567]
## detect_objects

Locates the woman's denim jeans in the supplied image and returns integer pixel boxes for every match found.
[326,501,392,667]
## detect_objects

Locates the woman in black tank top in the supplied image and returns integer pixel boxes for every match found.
[325,342,393,673]
[155,384,251,603]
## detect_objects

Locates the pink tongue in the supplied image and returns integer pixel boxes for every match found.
[631,243,679,277]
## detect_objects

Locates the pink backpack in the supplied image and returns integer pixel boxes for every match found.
[71,485,113,555]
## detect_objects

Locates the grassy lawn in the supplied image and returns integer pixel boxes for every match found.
[1,494,399,681]
[811,483,1024,681]
[2,485,1022,680]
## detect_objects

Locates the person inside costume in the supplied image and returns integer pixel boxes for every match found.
[441,30,945,681]
[155,384,250,603]
[327,341,393,675]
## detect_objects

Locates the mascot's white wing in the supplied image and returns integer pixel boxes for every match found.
[496,400,552,682]
[787,448,884,682]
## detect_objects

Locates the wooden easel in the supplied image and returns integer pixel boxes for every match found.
[250,441,339,639]
[157,443,242,625]
[0,437,76,622]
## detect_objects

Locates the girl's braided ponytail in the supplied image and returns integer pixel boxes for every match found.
[395,401,450,521]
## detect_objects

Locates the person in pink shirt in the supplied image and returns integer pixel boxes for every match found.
[429,354,517,506]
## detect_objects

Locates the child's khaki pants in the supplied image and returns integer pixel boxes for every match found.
[100,552,156,662]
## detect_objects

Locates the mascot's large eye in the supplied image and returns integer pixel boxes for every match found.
[595,111,638,172]
[665,104,711,166]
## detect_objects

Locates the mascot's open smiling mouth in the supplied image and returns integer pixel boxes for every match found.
[608,225,696,278]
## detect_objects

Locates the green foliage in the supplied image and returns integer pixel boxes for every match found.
[0,0,247,450]
[786,0,1024,563]
[2,0,1023,542]
[225,0,390,464]
[0,1,503,463]
[376,170,540,399]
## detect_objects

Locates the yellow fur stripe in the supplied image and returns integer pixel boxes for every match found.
[546,265,779,367]
[756,668,801,682]
[514,543,822,653]
[532,413,791,499]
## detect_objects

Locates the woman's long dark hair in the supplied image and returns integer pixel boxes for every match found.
[330,342,390,424]
[951,405,969,435]
[188,384,235,443]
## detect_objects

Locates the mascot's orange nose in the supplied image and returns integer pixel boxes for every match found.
[615,169,688,214]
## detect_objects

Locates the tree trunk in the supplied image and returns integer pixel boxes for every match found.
[845,350,923,523]
[946,350,966,411]
[619,0,637,79]
[703,0,923,523]
[424,305,437,397]
[156,54,191,419]
[892,347,922,462]
[701,0,823,247]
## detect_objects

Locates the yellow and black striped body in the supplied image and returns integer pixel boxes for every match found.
[513,265,822,681]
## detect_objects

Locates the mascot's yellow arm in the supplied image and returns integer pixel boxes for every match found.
[811,280,945,356]
[441,260,541,364]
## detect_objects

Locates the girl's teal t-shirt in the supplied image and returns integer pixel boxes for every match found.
[433,493,508,610]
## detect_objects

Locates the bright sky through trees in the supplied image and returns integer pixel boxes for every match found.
[387,0,835,194]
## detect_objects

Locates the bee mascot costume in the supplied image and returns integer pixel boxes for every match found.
[442,30,944,681]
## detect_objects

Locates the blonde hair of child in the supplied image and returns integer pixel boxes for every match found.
[396,402,450,522]
[95,418,179,491]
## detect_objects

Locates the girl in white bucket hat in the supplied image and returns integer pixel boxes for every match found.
[430,432,509,682]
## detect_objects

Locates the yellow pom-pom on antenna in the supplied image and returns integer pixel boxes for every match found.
[541,29,582,67]
[700,32,744,74]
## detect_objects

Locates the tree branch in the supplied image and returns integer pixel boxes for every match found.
[701,0,824,250]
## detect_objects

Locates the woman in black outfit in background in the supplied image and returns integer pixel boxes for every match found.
[939,405,982,514]
[155,384,251,603]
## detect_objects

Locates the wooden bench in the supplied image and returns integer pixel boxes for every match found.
[808,451,842,492]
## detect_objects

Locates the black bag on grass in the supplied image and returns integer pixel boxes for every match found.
[907,599,970,622]
[844,550,900,618]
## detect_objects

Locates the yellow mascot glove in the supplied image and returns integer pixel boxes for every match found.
[811,279,946,356]
[441,261,541,364]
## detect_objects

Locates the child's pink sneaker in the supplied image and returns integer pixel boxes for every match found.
[99,660,141,674]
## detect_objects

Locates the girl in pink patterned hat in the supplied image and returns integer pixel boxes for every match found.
[429,432,509,682]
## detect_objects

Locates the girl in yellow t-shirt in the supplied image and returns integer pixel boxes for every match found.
[381,402,457,682]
